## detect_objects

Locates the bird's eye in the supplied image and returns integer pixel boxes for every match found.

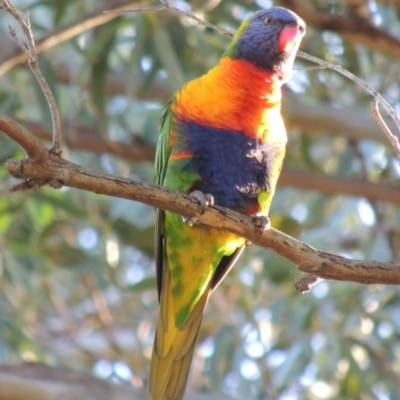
[265,16,275,24]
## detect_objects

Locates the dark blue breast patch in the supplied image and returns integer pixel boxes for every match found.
[178,120,282,213]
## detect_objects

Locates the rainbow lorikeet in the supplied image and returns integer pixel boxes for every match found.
[149,7,305,400]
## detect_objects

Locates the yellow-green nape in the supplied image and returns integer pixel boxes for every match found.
[223,18,250,58]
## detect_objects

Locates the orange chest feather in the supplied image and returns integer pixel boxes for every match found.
[171,57,286,142]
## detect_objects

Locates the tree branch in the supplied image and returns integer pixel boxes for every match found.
[280,0,400,59]
[104,0,233,36]
[370,98,400,159]
[278,168,400,205]
[282,92,397,145]
[2,113,400,290]
[297,51,400,138]
[0,363,229,400]
[0,114,45,159]
[1,0,400,294]
[1,0,62,154]
[25,119,156,162]
[0,0,152,76]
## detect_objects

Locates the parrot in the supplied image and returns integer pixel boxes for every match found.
[149,7,305,400]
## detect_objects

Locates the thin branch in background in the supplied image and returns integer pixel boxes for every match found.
[82,272,113,327]
[348,139,370,179]
[104,0,234,36]
[280,0,400,60]
[159,0,233,36]
[293,65,326,71]
[44,277,79,335]
[346,139,395,261]
[297,51,400,137]
[0,0,62,155]
[104,3,167,13]
[8,26,30,57]
[81,271,131,360]
[388,228,400,261]
[0,0,145,76]
[370,97,400,159]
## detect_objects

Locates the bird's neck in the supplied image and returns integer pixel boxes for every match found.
[217,56,284,98]
[172,57,285,141]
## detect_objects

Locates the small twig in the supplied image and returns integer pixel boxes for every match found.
[82,272,113,327]
[8,26,30,56]
[104,3,167,14]
[293,65,326,71]
[295,274,322,293]
[0,0,62,155]
[9,179,39,193]
[297,51,400,136]
[104,0,234,36]
[159,0,233,36]
[0,0,142,76]
[370,98,400,159]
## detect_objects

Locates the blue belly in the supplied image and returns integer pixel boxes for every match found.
[178,120,282,213]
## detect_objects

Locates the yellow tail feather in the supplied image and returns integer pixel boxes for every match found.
[147,268,211,400]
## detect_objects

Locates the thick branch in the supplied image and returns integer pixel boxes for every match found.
[0,114,45,158]
[2,114,400,286]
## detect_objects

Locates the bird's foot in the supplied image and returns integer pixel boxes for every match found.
[182,190,214,226]
[190,190,214,211]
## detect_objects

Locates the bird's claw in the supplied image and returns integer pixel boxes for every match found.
[189,190,214,211]
[251,215,270,233]
[182,190,214,226]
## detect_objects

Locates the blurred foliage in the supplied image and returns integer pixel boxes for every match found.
[1,0,400,399]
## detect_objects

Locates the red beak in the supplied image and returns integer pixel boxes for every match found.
[278,26,301,52]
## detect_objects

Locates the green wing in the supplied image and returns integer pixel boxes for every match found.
[154,102,173,300]
[155,101,172,187]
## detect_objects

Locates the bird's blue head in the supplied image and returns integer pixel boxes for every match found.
[225,7,305,81]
